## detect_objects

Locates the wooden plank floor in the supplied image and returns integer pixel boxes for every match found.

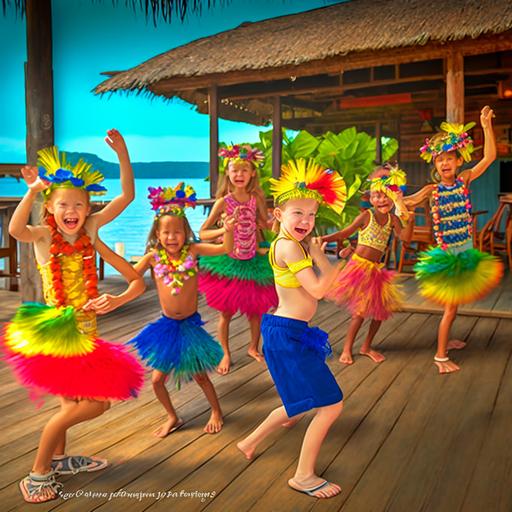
[0,276,511,512]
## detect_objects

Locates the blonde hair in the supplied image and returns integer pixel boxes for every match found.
[145,213,196,253]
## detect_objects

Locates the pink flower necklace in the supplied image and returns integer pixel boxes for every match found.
[153,245,197,295]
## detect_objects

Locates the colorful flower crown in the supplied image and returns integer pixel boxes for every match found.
[368,163,407,201]
[37,146,107,199]
[148,182,197,218]
[219,144,264,169]
[269,158,347,214]
[419,121,476,163]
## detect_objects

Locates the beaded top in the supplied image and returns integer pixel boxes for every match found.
[224,194,257,260]
[39,253,97,335]
[431,178,472,250]
[358,210,392,253]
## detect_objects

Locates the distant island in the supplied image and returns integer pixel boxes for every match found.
[65,151,209,180]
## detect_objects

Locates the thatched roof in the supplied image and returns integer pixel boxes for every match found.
[95,0,512,95]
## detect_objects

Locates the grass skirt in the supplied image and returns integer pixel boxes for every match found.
[3,303,144,401]
[414,246,503,306]
[128,312,222,388]
[262,314,342,417]
[199,253,277,317]
[326,254,402,321]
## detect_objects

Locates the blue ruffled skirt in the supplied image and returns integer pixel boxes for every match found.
[262,314,343,417]
[128,312,223,387]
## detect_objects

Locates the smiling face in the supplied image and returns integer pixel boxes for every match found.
[46,188,91,235]
[226,160,255,191]
[274,197,319,241]
[156,215,187,255]
[369,190,394,214]
[433,151,464,183]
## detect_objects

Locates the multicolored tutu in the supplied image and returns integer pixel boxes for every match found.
[3,303,144,401]
[199,253,278,317]
[128,312,223,387]
[326,253,402,321]
[262,314,342,417]
[414,246,503,306]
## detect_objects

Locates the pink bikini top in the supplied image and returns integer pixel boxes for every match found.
[224,194,257,260]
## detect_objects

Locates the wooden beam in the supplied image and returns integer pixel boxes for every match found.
[208,86,219,198]
[446,51,464,123]
[22,0,54,302]
[272,96,282,178]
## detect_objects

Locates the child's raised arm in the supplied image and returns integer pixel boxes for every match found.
[89,129,135,229]
[199,198,227,241]
[193,212,235,257]
[84,238,145,315]
[322,211,368,244]
[8,166,49,243]
[403,184,435,209]
[460,106,496,185]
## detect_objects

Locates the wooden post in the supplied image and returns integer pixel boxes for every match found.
[21,0,54,302]
[208,85,219,198]
[446,50,464,123]
[272,96,282,178]
[375,121,382,164]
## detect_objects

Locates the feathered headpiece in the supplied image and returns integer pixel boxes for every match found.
[219,144,264,170]
[148,182,197,218]
[420,121,476,163]
[269,158,347,214]
[368,163,407,201]
[37,147,107,199]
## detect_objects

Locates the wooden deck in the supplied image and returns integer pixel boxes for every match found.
[1,276,511,512]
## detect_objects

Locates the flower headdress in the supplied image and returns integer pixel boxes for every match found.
[37,146,107,199]
[148,182,197,218]
[269,158,347,214]
[368,163,407,201]
[219,144,264,170]
[419,121,476,163]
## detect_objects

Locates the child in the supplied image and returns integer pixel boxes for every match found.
[5,136,145,504]
[199,145,278,375]
[405,106,503,374]
[322,164,412,365]
[237,159,345,499]
[129,184,235,436]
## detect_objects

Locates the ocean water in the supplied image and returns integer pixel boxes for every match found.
[0,177,211,275]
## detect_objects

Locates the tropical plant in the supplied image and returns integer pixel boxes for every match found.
[219,127,398,233]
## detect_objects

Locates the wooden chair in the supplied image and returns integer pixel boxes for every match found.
[393,198,434,273]
[479,195,512,269]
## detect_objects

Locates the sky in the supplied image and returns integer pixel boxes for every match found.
[0,0,342,163]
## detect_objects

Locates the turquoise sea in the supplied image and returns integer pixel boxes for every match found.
[1,177,211,275]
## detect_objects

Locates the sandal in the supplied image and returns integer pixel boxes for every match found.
[51,454,108,475]
[19,472,63,503]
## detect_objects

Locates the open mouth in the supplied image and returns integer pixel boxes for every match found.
[295,227,308,236]
[63,218,79,229]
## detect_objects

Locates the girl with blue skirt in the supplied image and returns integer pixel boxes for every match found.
[237,159,346,499]
[130,184,235,436]
[405,106,503,374]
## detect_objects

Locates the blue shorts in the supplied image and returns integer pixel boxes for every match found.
[262,314,343,417]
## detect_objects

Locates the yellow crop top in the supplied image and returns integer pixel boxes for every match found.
[358,209,392,253]
[268,233,313,288]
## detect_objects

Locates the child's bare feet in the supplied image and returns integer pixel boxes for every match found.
[447,339,466,350]
[339,352,354,365]
[153,417,184,438]
[360,348,386,363]
[288,476,342,498]
[237,439,256,460]
[204,411,223,434]
[217,354,231,375]
[434,357,460,374]
[248,348,264,363]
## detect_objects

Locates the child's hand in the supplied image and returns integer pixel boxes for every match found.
[21,166,50,193]
[223,214,236,232]
[309,237,327,258]
[83,293,121,315]
[480,106,494,129]
[105,129,128,155]
[339,245,354,259]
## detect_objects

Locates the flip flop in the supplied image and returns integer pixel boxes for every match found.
[51,455,108,475]
[19,472,63,503]
[289,479,338,498]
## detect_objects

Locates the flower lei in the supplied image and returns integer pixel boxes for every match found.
[47,215,98,307]
[431,177,472,250]
[153,245,197,295]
